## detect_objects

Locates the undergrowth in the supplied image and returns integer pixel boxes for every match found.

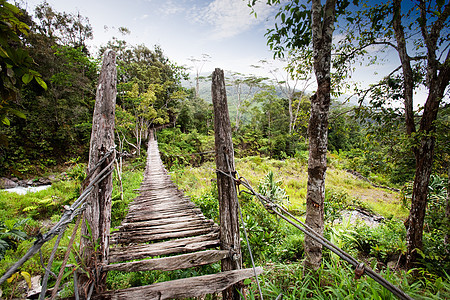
[0,153,448,299]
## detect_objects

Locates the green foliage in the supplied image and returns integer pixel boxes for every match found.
[0,180,78,221]
[258,170,289,205]
[276,231,304,262]
[66,162,87,183]
[176,90,213,134]
[0,218,28,260]
[402,175,450,274]
[111,169,143,228]
[190,187,219,223]
[352,220,406,263]
[157,128,214,170]
[0,1,46,127]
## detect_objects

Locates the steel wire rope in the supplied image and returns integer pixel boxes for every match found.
[0,148,116,285]
[215,167,414,300]
[223,154,264,300]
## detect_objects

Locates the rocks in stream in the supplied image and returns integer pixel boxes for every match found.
[0,177,17,189]
[0,175,57,189]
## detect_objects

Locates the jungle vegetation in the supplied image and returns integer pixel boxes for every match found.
[0,1,449,299]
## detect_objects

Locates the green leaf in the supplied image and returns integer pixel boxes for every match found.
[22,73,33,84]
[1,116,10,126]
[35,76,47,90]
[8,108,26,119]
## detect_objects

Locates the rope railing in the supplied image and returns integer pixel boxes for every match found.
[0,148,116,289]
[216,168,414,300]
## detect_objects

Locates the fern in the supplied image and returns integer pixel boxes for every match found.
[0,219,29,260]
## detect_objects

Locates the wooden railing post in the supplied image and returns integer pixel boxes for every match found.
[211,68,242,300]
[80,49,117,294]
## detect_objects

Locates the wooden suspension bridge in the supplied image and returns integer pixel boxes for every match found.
[96,134,261,299]
[0,50,257,300]
[76,51,258,299]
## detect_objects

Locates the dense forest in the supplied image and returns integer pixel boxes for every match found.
[0,0,449,299]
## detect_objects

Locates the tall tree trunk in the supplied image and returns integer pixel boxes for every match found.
[288,95,293,134]
[396,0,450,268]
[304,0,336,271]
[80,50,116,293]
[445,165,450,247]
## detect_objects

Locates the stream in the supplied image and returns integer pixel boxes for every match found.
[1,185,52,195]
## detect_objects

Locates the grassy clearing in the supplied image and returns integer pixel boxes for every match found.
[171,155,406,220]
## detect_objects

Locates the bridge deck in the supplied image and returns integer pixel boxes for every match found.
[100,137,260,299]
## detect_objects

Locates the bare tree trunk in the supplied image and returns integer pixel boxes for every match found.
[80,50,117,294]
[393,0,450,268]
[212,68,242,300]
[445,165,450,247]
[304,0,336,271]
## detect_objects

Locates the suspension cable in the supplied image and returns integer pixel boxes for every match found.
[216,168,414,300]
[0,148,115,286]
[223,154,264,300]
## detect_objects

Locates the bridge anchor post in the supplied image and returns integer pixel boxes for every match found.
[79,49,117,295]
[212,68,242,300]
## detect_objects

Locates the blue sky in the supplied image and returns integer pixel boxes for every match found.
[21,0,281,78]
[18,0,439,106]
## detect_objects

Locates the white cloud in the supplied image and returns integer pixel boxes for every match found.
[159,0,186,16]
[192,0,276,40]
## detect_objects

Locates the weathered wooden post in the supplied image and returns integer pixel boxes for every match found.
[211,68,242,300]
[80,49,117,294]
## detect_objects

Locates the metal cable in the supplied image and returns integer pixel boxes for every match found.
[223,154,264,300]
[216,168,414,300]
[0,147,116,286]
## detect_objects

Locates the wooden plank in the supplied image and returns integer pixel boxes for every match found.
[103,250,229,272]
[109,233,220,263]
[126,206,199,217]
[116,219,214,233]
[127,201,192,211]
[130,196,190,206]
[123,209,204,223]
[118,215,208,230]
[95,268,263,300]
[112,226,219,244]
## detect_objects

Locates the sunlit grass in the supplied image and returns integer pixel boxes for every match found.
[170,155,405,220]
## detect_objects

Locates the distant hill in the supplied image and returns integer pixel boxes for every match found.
[182,72,359,108]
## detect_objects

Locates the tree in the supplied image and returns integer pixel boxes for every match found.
[226,72,266,131]
[0,2,95,175]
[34,1,93,51]
[259,49,314,134]
[338,0,450,267]
[249,0,356,270]
[188,53,210,98]
[102,40,188,156]
[0,0,46,127]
